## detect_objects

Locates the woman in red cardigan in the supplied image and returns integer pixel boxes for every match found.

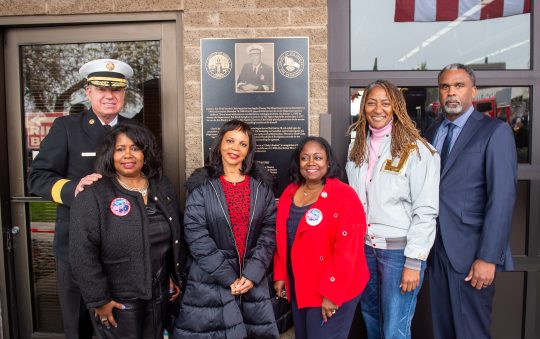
[274,136,369,339]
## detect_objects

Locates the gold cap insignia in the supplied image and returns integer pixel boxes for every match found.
[89,119,95,125]
[79,59,133,87]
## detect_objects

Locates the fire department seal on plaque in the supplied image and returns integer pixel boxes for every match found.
[277,51,305,79]
[205,52,232,79]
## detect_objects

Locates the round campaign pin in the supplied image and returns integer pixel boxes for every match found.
[110,197,131,217]
[305,208,323,226]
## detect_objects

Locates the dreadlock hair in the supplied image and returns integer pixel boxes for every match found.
[348,79,434,167]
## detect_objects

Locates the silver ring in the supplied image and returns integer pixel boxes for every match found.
[100,318,107,322]
[331,310,336,315]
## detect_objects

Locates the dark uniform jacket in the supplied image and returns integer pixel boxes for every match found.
[27,109,126,260]
[237,62,273,91]
[69,176,187,309]
[172,163,279,339]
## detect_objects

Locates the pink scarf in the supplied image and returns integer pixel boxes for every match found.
[366,120,393,189]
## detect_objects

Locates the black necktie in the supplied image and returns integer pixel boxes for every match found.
[440,123,456,168]
[104,125,112,132]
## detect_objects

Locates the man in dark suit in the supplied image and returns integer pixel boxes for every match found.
[28,59,133,338]
[237,44,273,92]
[425,63,517,339]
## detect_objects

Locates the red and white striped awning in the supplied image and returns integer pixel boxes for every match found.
[395,0,531,22]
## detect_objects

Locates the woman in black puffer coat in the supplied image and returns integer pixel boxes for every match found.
[172,120,279,339]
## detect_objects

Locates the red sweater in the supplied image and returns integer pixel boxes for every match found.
[220,176,250,265]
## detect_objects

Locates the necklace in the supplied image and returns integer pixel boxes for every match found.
[116,177,149,196]
[223,174,245,187]
[302,184,323,196]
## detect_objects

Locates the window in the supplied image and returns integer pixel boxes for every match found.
[350,1,531,70]
[350,86,531,163]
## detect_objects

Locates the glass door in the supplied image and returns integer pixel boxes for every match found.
[5,22,181,338]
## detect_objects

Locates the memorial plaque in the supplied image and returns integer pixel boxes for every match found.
[201,37,309,195]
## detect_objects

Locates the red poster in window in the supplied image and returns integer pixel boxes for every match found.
[26,112,67,150]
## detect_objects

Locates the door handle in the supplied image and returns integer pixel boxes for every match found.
[10,196,47,203]
[5,226,21,252]
[10,226,20,236]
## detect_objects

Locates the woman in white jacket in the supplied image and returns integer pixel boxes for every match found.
[346,80,440,339]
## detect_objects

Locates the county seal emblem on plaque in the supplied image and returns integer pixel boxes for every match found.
[277,51,305,79]
[205,52,232,79]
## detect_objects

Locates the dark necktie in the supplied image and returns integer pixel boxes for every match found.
[104,125,112,132]
[440,123,456,168]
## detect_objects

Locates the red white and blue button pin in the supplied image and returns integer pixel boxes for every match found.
[305,208,323,226]
[110,197,131,217]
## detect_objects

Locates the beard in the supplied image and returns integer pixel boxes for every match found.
[443,96,463,115]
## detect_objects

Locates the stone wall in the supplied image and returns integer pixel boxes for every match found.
[183,0,327,173]
[0,0,327,175]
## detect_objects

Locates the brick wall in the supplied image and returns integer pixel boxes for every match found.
[183,0,327,173]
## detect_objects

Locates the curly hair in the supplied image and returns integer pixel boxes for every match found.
[348,80,433,166]
[95,120,162,179]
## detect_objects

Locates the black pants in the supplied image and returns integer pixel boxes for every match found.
[56,259,93,339]
[90,285,169,339]
[291,293,361,339]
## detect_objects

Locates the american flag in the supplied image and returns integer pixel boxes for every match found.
[395,0,531,22]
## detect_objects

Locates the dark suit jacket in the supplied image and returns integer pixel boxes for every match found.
[425,110,517,273]
[237,62,273,91]
[28,109,126,260]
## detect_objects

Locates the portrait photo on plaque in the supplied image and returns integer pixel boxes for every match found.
[202,37,309,194]
[235,42,275,93]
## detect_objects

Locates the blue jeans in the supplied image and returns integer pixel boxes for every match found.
[360,245,426,339]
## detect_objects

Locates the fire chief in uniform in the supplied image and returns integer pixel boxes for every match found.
[28,59,133,338]
[237,44,274,92]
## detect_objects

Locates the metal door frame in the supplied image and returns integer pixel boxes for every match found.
[0,13,184,339]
